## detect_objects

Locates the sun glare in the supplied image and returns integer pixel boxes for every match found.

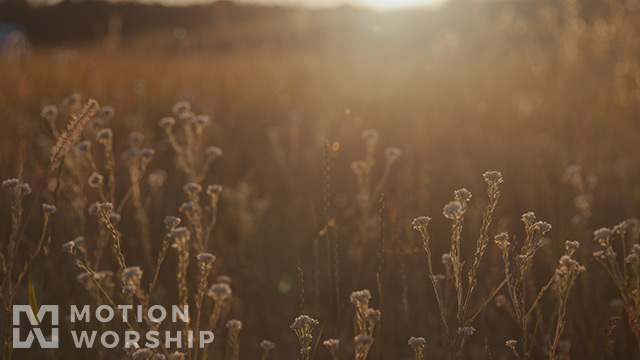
[358,0,446,10]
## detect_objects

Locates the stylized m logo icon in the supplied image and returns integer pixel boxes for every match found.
[13,305,59,348]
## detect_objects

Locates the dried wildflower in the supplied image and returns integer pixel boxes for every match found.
[260,340,275,351]
[183,182,202,195]
[62,240,75,253]
[99,106,115,119]
[20,183,31,195]
[483,170,504,184]
[96,128,113,144]
[76,272,91,284]
[195,115,210,126]
[433,274,445,282]
[197,253,216,265]
[408,337,426,360]
[179,201,195,213]
[151,354,166,360]
[206,146,223,158]
[323,338,339,351]
[494,232,510,249]
[521,211,536,224]
[290,315,319,330]
[291,314,320,359]
[88,202,100,216]
[626,253,638,264]
[354,334,374,360]
[408,336,426,348]
[207,184,223,196]
[159,117,176,130]
[442,201,463,220]
[365,308,381,322]
[534,221,552,234]
[226,319,243,330]
[172,101,191,116]
[140,149,155,162]
[122,266,143,283]
[441,253,453,265]
[457,326,475,337]
[594,227,614,241]
[350,289,372,307]
[132,348,153,360]
[128,132,145,148]
[42,203,57,214]
[350,160,369,175]
[41,104,58,119]
[76,140,91,152]
[361,129,379,143]
[170,227,191,243]
[88,172,104,188]
[217,275,232,284]
[2,178,19,188]
[453,188,472,203]
[164,216,181,231]
[565,240,580,250]
[384,147,402,162]
[148,170,167,188]
[63,93,81,108]
[207,283,232,300]
[168,351,185,360]
[412,216,431,229]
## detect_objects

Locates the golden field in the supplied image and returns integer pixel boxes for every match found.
[2,0,640,358]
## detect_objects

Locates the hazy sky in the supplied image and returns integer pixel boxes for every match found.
[121,0,446,10]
